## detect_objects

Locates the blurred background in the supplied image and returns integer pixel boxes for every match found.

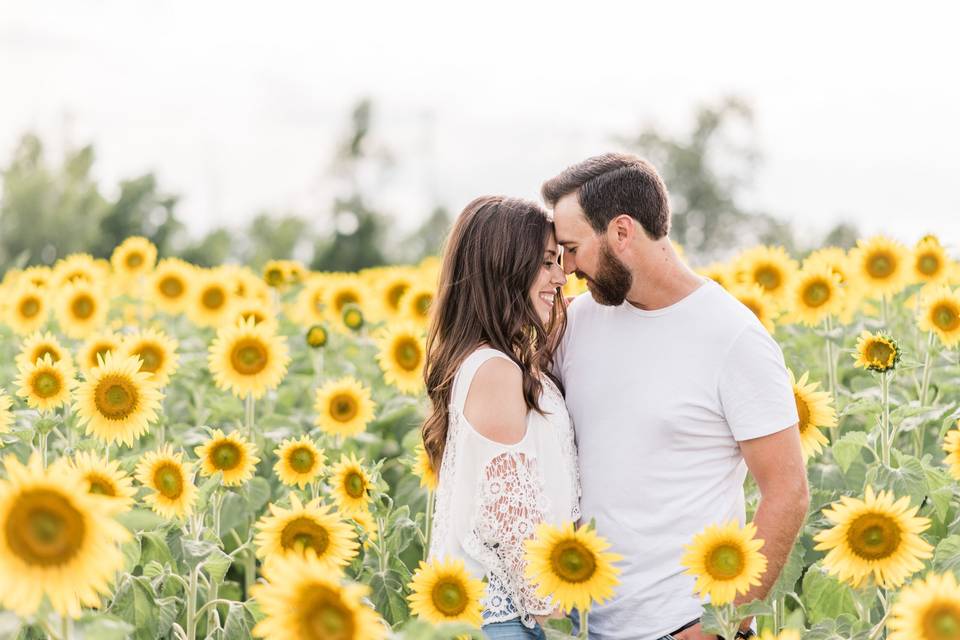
[2,0,958,273]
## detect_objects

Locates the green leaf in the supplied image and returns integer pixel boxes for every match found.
[768,541,805,603]
[74,614,134,640]
[139,530,174,568]
[832,431,868,473]
[800,563,858,624]
[933,535,960,576]
[116,508,166,531]
[155,596,180,639]
[204,547,233,584]
[108,576,160,640]
[223,602,255,640]
[245,477,272,513]
[545,617,574,633]
[735,599,773,618]
[866,454,927,506]
[181,538,218,571]
[369,569,409,626]
[142,560,165,578]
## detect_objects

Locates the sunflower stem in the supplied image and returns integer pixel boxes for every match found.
[243,543,256,598]
[881,294,889,327]
[61,614,72,640]
[244,393,255,437]
[423,489,434,559]
[37,429,49,468]
[312,351,324,387]
[186,564,200,640]
[578,610,589,639]
[880,372,891,466]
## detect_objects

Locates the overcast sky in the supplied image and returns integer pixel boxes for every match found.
[3,0,959,253]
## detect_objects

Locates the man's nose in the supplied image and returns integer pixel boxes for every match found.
[562,256,577,275]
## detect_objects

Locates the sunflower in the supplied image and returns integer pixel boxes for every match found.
[912,235,951,285]
[324,277,367,326]
[341,303,365,332]
[69,450,136,511]
[919,287,960,348]
[407,556,485,627]
[786,267,844,326]
[208,318,291,399]
[412,444,438,492]
[51,253,105,288]
[255,493,359,571]
[375,323,426,395]
[76,330,124,376]
[849,235,910,299]
[194,429,260,486]
[262,260,289,288]
[314,377,376,438]
[294,277,328,327]
[680,520,767,606]
[74,352,164,447]
[20,265,53,289]
[813,486,933,588]
[0,454,130,618]
[305,324,329,349]
[120,328,180,387]
[696,262,734,290]
[274,436,326,488]
[400,283,435,328]
[188,270,235,327]
[562,275,590,299]
[329,453,372,515]
[14,353,75,412]
[251,553,386,640]
[229,299,278,332]
[0,392,13,437]
[758,631,801,640]
[148,258,194,315]
[376,270,415,320]
[111,236,157,281]
[887,572,960,640]
[733,246,798,305]
[350,508,379,550]
[852,330,902,373]
[942,422,960,482]
[790,370,836,460]
[55,280,107,339]
[15,331,75,375]
[5,284,48,335]
[134,445,197,519]
[524,521,622,612]
[730,285,777,333]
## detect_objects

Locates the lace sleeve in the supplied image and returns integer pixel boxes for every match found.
[463,451,555,626]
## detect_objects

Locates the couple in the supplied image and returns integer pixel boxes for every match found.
[422,153,809,640]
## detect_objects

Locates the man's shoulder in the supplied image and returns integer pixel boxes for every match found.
[694,281,766,336]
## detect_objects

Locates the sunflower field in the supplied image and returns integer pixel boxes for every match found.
[0,233,959,640]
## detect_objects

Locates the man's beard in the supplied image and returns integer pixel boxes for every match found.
[581,241,632,306]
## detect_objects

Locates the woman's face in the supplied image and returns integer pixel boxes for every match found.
[529,230,567,324]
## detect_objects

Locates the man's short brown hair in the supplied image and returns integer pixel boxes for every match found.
[541,152,671,239]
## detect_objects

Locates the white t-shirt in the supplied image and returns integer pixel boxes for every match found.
[554,279,798,640]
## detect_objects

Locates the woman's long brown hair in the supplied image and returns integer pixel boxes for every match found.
[422,196,567,471]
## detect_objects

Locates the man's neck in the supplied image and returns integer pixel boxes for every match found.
[624,244,704,311]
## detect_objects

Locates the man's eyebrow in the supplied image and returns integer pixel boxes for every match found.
[544,249,558,257]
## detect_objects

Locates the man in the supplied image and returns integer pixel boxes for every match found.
[543,153,809,640]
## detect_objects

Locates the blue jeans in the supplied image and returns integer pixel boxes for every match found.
[483,619,547,639]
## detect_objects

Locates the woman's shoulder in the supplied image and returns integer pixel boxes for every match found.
[462,353,527,446]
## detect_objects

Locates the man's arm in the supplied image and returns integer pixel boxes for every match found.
[675,425,809,640]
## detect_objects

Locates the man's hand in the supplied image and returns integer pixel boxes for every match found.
[672,622,716,640]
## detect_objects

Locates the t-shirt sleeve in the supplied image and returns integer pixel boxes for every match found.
[718,323,799,441]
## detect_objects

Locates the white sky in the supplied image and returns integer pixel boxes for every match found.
[2,0,959,253]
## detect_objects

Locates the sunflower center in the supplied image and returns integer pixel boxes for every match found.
[431,578,468,617]
[299,585,355,640]
[289,447,317,473]
[706,543,745,580]
[6,489,86,566]
[794,393,810,433]
[394,338,422,371]
[414,293,432,317]
[754,266,781,291]
[202,287,226,310]
[866,340,894,367]
[134,345,163,373]
[919,254,941,276]
[90,345,114,369]
[20,297,41,318]
[86,473,117,497]
[549,539,597,583]
[33,347,59,363]
[32,371,62,398]
[153,463,184,499]
[94,376,138,420]
[211,442,242,471]
[265,268,284,286]
[312,293,325,313]
[71,295,95,320]
[125,252,144,268]
[846,513,901,560]
[923,605,960,640]
[281,517,331,555]
[242,311,266,325]
[387,283,409,309]
[159,276,184,297]
[230,339,269,375]
[343,308,363,329]
[932,303,960,332]
[802,281,831,308]
[334,292,358,313]
[330,394,358,423]
[866,251,895,279]
[344,472,365,499]
[306,326,328,348]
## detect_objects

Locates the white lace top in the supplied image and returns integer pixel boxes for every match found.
[428,347,581,628]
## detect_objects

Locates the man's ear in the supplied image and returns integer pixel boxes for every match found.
[606,214,635,248]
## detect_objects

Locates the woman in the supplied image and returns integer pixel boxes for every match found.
[423,196,580,639]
